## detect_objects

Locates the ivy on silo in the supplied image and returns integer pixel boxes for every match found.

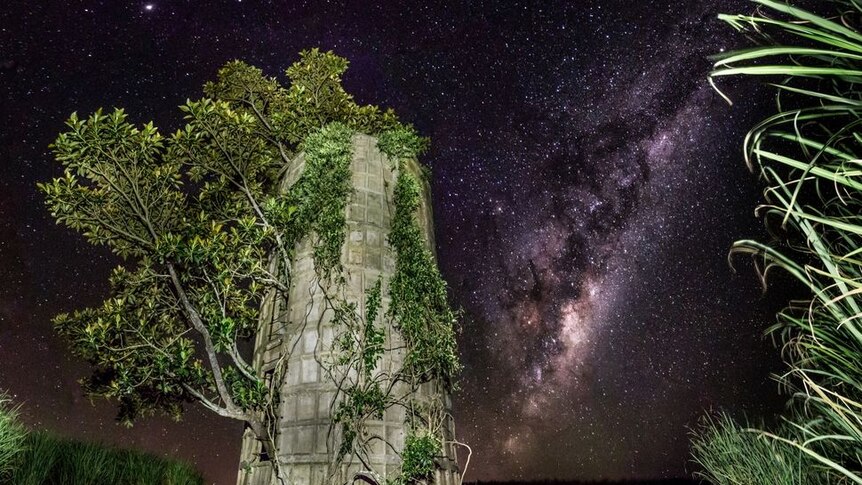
[282,122,355,280]
[313,123,461,483]
[384,127,461,386]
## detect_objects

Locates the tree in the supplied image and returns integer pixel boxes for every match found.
[39,49,461,483]
[693,1,862,483]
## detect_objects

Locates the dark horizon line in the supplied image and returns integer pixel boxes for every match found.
[464,479,703,485]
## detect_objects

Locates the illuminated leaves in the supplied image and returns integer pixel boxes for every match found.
[53,261,208,425]
[274,48,401,144]
[286,122,354,279]
[377,125,429,165]
[40,109,185,258]
[397,432,441,485]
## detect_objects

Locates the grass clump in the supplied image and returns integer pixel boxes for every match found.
[0,395,25,481]
[691,413,825,485]
[1,392,201,484]
[6,430,202,485]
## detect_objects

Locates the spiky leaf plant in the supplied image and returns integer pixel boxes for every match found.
[694,1,862,483]
[691,412,827,485]
[0,394,25,481]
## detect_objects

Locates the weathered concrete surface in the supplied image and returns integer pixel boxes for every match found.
[237,134,460,485]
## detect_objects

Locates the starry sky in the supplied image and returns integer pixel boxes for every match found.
[0,1,800,483]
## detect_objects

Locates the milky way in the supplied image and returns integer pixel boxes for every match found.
[1,1,796,483]
[438,0,790,478]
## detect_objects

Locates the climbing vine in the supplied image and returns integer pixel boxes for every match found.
[397,432,441,485]
[377,125,429,165]
[282,122,355,280]
[384,129,461,484]
[322,125,461,484]
[388,168,460,384]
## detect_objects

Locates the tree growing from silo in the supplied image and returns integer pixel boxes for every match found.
[39,49,462,484]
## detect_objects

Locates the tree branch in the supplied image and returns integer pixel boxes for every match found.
[182,384,247,421]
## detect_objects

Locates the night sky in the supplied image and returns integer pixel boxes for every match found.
[1,1,798,483]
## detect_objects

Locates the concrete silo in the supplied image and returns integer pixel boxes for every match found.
[237,133,460,485]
